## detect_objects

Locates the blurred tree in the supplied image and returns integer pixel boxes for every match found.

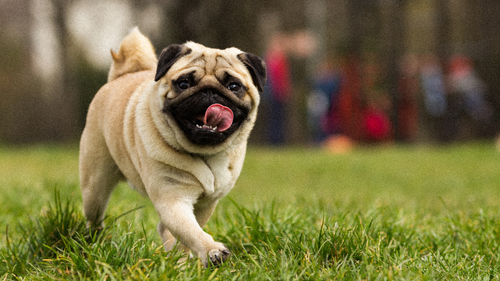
[74,52,108,130]
[47,0,80,141]
[464,0,500,136]
[0,0,45,143]
[162,0,203,45]
[340,0,381,141]
[386,0,408,141]
[162,0,263,52]
[468,0,500,113]
[346,0,363,56]
[435,0,451,72]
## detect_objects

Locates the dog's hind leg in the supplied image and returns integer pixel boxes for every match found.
[79,135,122,229]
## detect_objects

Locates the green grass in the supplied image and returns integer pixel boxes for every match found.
[1,143,500,280]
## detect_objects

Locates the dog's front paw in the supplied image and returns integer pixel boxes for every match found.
[86,221,104,235]
[207,246,231,267]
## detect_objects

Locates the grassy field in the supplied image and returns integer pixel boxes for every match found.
[1,143,500,280]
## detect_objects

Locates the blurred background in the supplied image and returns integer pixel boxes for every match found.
[1,0,500,146]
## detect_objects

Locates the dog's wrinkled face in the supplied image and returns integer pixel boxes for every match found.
[154,42,266,149]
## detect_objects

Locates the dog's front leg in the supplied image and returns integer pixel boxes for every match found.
[157,222,190,253]
[151,185,230,267]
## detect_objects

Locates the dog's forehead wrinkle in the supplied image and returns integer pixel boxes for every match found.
[216,55,235,70]
[198,49,236,76]
[202,53,219,76]
[175,70,195,80]
[179,48,246,81]
[199,75,220,86]
[172,66,205,82]
[187,56,206,68]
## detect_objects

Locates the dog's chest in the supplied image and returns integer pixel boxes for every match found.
[203,152,244,199]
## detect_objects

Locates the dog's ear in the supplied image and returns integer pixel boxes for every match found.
[155,44,192,81]
[237,53,267,93]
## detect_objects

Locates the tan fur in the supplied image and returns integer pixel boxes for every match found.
[107,27,157,82]
[79,29,262,266]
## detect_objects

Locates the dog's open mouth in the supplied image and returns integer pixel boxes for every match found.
[194,104,234,132]
[166,91,248,146]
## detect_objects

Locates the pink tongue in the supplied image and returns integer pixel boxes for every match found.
[204,104,234,132]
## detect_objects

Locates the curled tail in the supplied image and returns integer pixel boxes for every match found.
[107,27,157,82]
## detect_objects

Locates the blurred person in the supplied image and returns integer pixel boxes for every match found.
[448,55,492,123]
[363,103,392,142]
[307,58,341,143]
[420,54,447,118]
[361,54,392,142]
[289,30,317,58]
[264,33,292,145]
[419,54,449,142]
[336,54,364,141]
[397,54,420,142]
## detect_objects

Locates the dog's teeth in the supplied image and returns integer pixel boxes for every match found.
[196,124,217,131]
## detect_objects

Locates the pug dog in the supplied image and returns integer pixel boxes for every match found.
[79,28,266,267]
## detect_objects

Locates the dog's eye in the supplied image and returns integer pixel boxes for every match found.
[177,79,190,90]
[228,82,242,93]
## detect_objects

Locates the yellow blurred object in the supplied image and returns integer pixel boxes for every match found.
[323,135,355,154]
[495,135,500,151]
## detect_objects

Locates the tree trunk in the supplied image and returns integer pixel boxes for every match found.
[387,0,407,141]
[435,0,451,74]
[46,0,79,141]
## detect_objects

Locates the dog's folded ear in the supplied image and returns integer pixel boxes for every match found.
[237,53,267,93]
[155,44,192,82]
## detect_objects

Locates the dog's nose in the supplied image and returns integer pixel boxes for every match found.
[201,88,216,95]
[199,89,220,103]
